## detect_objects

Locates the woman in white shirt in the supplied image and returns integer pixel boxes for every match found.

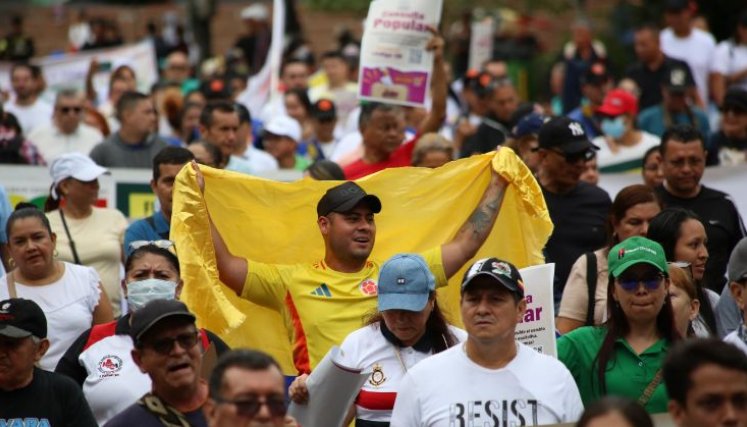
[289,253,466,427]
[0,205,113,370]
[44,153,128,316]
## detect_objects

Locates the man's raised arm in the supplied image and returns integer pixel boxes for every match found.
[192,161,248,295]
[441,168,508,278]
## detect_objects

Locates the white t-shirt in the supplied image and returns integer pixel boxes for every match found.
[4,99,54,135]
[28,122,104,163]
[390,342,584,426]
[337,323,467,424]
[238,145,279,174]
[0,263,101,371]
[592,132,660,172]
[712,41,747,91]
[660,27,716,103]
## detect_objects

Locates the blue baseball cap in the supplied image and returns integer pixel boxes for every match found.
[512,112,548,139]
[377,254,435,312]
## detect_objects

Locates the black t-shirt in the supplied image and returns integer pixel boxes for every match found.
[624,56,695,110]
[0,368,97,427]
[656,185,746,292]
[542,182,612,299]
[103,401,207,427]
[459,114,509,158]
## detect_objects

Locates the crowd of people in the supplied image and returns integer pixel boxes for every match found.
[2,0,747,426]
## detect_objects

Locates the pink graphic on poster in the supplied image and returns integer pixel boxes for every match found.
[359,67,429,105]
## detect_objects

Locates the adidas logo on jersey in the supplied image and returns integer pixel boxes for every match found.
[310,283,332,297]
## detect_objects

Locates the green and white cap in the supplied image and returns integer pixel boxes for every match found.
[608,236,668,278]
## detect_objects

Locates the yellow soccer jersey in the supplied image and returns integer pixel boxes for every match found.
[241,246,446,372]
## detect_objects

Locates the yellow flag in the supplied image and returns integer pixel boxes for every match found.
[171,150,552,375]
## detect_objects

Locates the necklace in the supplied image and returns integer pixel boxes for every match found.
[392,345,408,373]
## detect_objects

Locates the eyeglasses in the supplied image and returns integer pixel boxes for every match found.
[142,331,199,355]
[668,261,693,280]
[617,274,665,292]
[129,240,175,251]
[549,148,595,163]
[58,106,82,115]
[721,105,747,115]
[214,394,287,418]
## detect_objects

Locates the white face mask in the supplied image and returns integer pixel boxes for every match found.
[126,278,178,312]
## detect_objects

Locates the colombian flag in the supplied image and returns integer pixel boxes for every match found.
[171,149,552,375]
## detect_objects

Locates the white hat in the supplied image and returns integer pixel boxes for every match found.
[49,153,109,200]
[263,115,302,142]
[241,4,269,21]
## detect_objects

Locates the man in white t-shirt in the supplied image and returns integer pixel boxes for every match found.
[28,89,104,163]
[712,11,747,102]
[390,257,584,426]
[4,63,53,135]
[659,0,716,105]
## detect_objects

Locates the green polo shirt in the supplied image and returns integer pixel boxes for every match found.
[557,326,669,413]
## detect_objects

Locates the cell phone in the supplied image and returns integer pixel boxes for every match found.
[97,61,112,72]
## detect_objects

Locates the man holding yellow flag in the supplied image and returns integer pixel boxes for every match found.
[193,162,508,374]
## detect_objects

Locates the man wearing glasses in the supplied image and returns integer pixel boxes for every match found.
[205,349,298,427]
[535,116,611,304]
[104,299,209,426]
[655,124,746,295]
[28,89,103,163]
[0,298,97,426]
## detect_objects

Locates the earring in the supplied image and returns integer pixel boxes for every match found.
[54,249,59,258]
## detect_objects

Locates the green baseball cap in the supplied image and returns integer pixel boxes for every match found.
[608,236,668,278]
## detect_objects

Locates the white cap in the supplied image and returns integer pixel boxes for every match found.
[49,153,109,200]
[241,4,269,21]
[263,115,302,142]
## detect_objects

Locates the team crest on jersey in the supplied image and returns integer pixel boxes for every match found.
[97,355,123,377]
[368,363,387,386]
[360,279,378,296]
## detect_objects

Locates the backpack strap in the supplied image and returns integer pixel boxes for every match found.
[585,252,598,326]
[145,215,170,240]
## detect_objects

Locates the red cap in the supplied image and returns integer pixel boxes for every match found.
[596,89,638,117]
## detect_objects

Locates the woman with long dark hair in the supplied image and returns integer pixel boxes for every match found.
[558,184,661,333]
[289,254,465,426]
[558,236,679,414]
[647,207,717,336]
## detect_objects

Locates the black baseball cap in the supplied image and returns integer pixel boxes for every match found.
[723,88,747,112]
[538,116,598,154]
[0,298,47,339]
[316,181,382,217]
[130,299,196,343]
[461,257,525,298]
[311,98,337,121]
[664,65,693,93]
[582,62,610,86]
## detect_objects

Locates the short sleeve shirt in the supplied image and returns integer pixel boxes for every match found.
[241,247,446,371]
[557,326,670,413]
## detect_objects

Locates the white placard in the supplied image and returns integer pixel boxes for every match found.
[468,17,494,70]
[515,263,557,357]
[358,0,443,107]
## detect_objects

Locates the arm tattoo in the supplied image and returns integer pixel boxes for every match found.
[464,187,505,240]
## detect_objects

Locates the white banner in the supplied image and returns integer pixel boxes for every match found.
[516,263,557,358]
[0,40,158,104]
[468,17,494,71]
[358,0,443,107]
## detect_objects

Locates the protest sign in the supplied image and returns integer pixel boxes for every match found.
[515,263,557,357]
[469,17,494,70]
[358,0,443,107]
[0,40,157,104]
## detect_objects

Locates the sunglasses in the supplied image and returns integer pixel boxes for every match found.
[58,106,82,114]
[721,105,747,115]
[129,240,175,251]
[617,274,665,292]
[214,395,287,418]
[143,331,199,355]
[550,148,595,163]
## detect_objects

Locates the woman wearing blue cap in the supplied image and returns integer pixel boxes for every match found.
[558,236,681,414]
[289,253,466,426]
